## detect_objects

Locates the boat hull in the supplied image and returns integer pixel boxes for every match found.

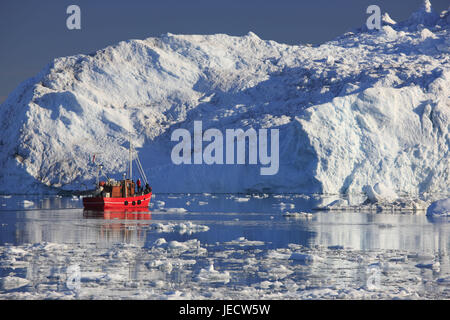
[82,192,152,211]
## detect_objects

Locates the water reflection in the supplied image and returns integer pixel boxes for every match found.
[83,209,151,220]
[9,209,152,247]
[1,195,448,254]
[82,210,152,245]
[310,212,449,253]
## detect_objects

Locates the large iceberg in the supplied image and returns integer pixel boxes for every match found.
[0,1,448,198]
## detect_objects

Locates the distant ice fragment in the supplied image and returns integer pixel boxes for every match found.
[165,207,187,213]
[282,211,313,218]
[224,237,265,246]
[1,276,30,290]
[363,182,397,203]
[22,200,34,207]
[426,198,450,217]
[289,252,321,265]
[195,262,230,284]
[150,222,209,234]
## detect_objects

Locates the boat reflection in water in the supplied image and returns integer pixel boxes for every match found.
[83,208,151,220]
[83,208,151,243]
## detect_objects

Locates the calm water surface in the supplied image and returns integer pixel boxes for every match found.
[0,194,448,299]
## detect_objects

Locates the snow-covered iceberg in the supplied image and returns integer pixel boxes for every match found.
[0,1,448,198]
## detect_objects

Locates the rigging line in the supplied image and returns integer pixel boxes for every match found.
[133,147,148,185]
[128,143,148,185]
[135,152,148,185]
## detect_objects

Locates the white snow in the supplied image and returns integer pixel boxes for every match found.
[0,1,448,200]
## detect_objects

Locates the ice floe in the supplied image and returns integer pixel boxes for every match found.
[150,222,209,234]
[195,263,231,284]
[426,198,450,217]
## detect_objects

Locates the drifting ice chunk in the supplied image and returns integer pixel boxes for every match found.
[267,265,294,280]
[283,212,313,218]
[165,207,188,213]
[224,237,265,246]
[289,252,321,265]
[167,239,202,252]
[154,238,167,247]
[155,201,165,208]
[426,198,450,217]
[195,263,230,284]
[273,202,295,210]
[150,222,209,234]
[323,199,348,210]
[266,249,291,260]
[1,276,30,290]
[363,182,397,203]
[22,200,34,207]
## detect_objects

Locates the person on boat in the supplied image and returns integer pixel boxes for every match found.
[137,178,142,193]
[144,183,151,194]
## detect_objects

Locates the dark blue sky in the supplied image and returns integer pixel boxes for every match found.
[0,0,448,103]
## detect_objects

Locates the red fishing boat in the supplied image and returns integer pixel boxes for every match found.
[82,127,152,211]
[82,181,152,210]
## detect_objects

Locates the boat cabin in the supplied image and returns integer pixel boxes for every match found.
[99,179,136,198]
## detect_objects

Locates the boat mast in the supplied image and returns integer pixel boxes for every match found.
[129,118,132,180]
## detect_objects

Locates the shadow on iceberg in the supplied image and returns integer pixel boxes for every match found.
[143,119,322,194]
